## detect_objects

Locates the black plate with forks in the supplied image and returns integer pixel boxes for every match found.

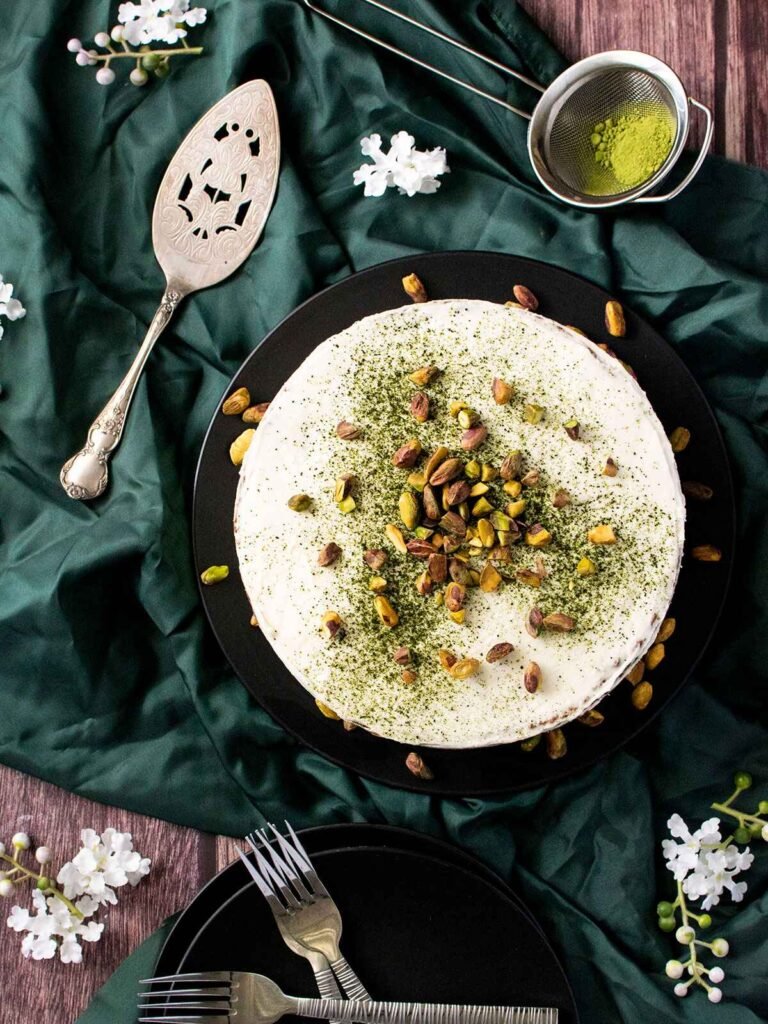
[153,823,578,1022]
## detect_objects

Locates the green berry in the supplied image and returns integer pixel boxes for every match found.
[142,53,161,70]
[758,801,768,814]
[750,822,763,838]
[733,826,751,844]
[658,916,676,933]
[698,913,712,929]
[734,771,752,789]
[154,59,170,79]
[657,901,675,918]
[36,877,50,891]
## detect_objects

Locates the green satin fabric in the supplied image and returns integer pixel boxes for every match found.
[1,1,767,1021]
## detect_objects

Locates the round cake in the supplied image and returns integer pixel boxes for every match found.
[234,299,685,748]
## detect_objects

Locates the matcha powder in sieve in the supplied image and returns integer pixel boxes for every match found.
[590,108,674,189]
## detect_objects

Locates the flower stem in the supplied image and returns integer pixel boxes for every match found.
[0,851,83,920]
[91,46,203,62]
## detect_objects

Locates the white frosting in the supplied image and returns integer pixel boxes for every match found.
[235,301,685,748]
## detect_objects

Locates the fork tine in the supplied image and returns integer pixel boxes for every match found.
[138,988,231,998]
[283,820,330,897]
[262,824,313,902]
[244,835,300,910]
[137,1001,231,1012]
[247,830,304,909]
[140,972,231,984]
[236,845,289,915]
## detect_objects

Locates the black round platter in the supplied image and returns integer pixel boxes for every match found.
[192,251,734,796]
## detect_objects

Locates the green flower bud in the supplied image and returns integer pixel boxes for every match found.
[758,800,768,814]
[658,916,676,933]
[154,59,171,79]
[733,771,752,790]
[698,913,712,929]
[711,938,729,957]
[142,53,161,70]
[733,826,751,844]
[36,877,50,891]
[656,901,675,918]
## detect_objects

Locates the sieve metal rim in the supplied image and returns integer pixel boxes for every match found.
[527,50,691,208]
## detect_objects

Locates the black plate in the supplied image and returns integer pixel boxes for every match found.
[193,251,735,795]
[154,824,577,1022]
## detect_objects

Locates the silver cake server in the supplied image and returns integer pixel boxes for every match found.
[60,80,280,500]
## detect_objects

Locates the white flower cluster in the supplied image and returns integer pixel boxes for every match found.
[353,132,449,198]
[0,274,26,342]
[663,814,753,910]
[67,0,207,87]
[117,0,207,45]
[5,829,150,964]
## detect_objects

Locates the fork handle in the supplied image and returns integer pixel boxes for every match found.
[330,956,371,1002]
[315,962,347,1024]
[295,997,555,1024]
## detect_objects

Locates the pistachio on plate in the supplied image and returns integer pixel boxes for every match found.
[405,751,434,780]
[317,542,341,567]
[221,386,250,415]
[336,420,363,440]
[242,402,270,423]
[513,284,539,310]
[486,642,514,663]
[392,438,422,468]
[402,274,428,304]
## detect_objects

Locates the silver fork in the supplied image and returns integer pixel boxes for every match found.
[235,844,344,1010]
[245,823,370,1001]
[138,969,558,1024]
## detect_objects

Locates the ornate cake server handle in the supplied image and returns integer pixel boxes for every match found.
[59,288,184,501]
[59,80,281,501]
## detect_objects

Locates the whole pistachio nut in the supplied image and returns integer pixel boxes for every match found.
[221,386,251,415]
[399,491,421,530]
[492,377,514,405]
[229,428,256,466]
[513,284,539,310]
[461,424,488,451]
[410,391,430,423]
[524,661,542,693]
[393,646,412,665]
[440,511,467,537]
[486,642,514,663]
[692,544,722,562]
[363,548,388,570]
[546,728,567,759]
[392,438,423,468]
[407,539,437,559]
[242,401,270,424]
[445,479,471,506]
[408,364,439,386]
[200,564,229,586]
[405,751,434,779]
[499,450,523,480]
[543,612,575,632]
[552,488,571,509]
[429,457,464,486]
[682,480,713,501]
[318,542,342,567]
[336,420,363,440]
[668,426,691,452]
[402,273,428,304]
[288,493,313,512]
[422,483,441,521]
[526,606,544,637]
[604,299,626,337]
[427,552,448,583]
[423,446,450,481]
[448,657,480,680]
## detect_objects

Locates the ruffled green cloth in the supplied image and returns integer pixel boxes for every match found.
[0,0,766,1020]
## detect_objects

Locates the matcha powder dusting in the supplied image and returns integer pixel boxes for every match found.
[590,108,674,189]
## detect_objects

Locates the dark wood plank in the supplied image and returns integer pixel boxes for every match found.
[0,764,212,1023]
[723,0,768,168]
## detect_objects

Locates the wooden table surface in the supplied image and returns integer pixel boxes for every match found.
[2,3,765,1021]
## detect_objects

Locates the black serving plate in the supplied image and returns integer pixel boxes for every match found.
[193,251,735,795]
[154,824,578,1022]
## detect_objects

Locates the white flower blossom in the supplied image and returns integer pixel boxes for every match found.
[4,827,149,964]
[353,131,449,198]
[0,274,26,342]
[117,0,208,46]
[662,814,754,910]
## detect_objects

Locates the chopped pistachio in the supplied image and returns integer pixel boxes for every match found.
[502,480,522,498]
[499,451,523,480]
[316,700,340,720]
[408,364,438,386]
[399,491,420,530]
[368,575,388,593]
[402,274,428,304]
[520,735,541,752]
[405,751,434,780]
[468,482,489,497]
[526,525,552,548]
[229,428,256,466]
[464,459,481,479]
[477,519,496,548]
[576,556,597,576]
[385,524,408,553]
[588,524,616,545]
[472,496,494,516]
[480,464,498,482]
[523,403,545,425]
[318,543,342,567]
[692,544,722,562]
[479,561,502,592]
[337,495,356,513]
[492,377,514,405]
[603,457,618,477]
[457,407,480,429]
[563,418,580,440]
[407,471,426,492]
[448,657,480,680]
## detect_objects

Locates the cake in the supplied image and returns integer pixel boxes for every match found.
[234,299,685,748]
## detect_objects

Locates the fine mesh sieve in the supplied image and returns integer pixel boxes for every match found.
[303,0,713,209]
[543,67,679,197]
